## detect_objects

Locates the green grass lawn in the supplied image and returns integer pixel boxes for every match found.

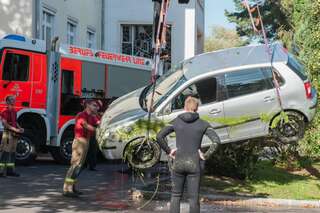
[202,161,320,200]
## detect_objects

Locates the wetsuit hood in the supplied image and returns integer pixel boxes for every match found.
[178,112,199,123]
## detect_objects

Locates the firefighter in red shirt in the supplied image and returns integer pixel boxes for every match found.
[63,99,100,197]
[0,96,24,177]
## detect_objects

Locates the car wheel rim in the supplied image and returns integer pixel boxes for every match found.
[278,117,300,138]
[126,138,161,169]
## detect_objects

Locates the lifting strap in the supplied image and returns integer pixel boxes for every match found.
[242,0,284,110]
[146,0,171,142]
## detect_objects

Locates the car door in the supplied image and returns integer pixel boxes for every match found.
[222,67,280,141]
[158,75,229,149]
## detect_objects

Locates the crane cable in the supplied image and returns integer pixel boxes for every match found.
[242,0,284,110]
[135,0,170,209]
[136,0,170,152]
[146,0,170,141]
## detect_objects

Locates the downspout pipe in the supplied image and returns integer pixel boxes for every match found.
[33,0,41,39]
[101,0,105,50]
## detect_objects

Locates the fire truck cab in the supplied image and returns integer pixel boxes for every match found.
[0,34,152,164]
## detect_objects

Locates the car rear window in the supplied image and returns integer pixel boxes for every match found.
[287,54,308,81]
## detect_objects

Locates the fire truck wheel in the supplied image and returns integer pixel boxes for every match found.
[50,132,73,164]
[16,133,37,165]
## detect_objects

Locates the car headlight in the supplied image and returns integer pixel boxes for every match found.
[109,131,117,141]
[104,130,121,143]
[123,126,133,134]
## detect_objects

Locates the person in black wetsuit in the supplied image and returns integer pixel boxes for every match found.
[156,96,221,213]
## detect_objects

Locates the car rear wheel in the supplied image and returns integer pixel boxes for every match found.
[271,111,305,144]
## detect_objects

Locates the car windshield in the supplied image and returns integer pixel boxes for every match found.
[140,64,186,111]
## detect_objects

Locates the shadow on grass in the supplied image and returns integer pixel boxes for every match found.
[202,161,317,198]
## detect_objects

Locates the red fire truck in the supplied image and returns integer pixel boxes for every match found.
[0,34,152,164]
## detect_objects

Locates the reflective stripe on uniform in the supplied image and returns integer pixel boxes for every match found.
[6,163,15,168]
[64,178,77,184]
[0,163,5,168]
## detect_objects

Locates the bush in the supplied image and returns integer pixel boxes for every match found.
[298,107,320,159]
[205,139,264,180]
[294,0,320,162]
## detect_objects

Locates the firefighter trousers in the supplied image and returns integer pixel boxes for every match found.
[86,136,98,170]
[64,138,89,192]
[0,130,18,175]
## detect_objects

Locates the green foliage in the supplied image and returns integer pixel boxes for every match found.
[204,26,247,52]
[270,111,289,129]
[205,140,264,180]
[298,107,320,159]
[201,115,253,126]
[293,0,320,159]
[123,137,161,169]
[227,0,320,167]
[114,119,167,142]
[294,0,320,77]
[226,0,292,42]
[113,113,277,145]
[203,161,320,200]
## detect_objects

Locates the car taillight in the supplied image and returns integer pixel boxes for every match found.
[304,81,312,99]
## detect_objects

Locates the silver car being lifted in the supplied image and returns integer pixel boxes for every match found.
[96,43,318,161]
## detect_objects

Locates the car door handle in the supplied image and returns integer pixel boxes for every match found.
[210,109,221,115]
[264,96,275,102]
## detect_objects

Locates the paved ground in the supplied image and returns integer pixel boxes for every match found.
[0,158,319,213]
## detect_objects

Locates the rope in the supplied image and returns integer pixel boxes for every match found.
[242,0,284,110]
[137,173,160,210]
[142,0,170,149]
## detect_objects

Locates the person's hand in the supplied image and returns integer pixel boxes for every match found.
[169,148,177,159]
[14,128,23,134]
[198,149,205,160]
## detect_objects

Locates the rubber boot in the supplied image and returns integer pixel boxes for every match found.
[7,153,19,177]
[0,152,9,177]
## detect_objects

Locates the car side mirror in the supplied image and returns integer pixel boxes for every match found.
[163,104,172,115]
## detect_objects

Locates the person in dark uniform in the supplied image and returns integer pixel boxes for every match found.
[86,100,102,171]
[156,96,221,213]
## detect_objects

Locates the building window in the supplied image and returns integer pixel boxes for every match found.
[87,30,96,48]
[42,10,54,48]
[121,24,172,70]
[67,21,77,45]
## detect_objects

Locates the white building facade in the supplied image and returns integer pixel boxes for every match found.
[0,0,204,68]
[0,0,103,49]
[105,0,205,69]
